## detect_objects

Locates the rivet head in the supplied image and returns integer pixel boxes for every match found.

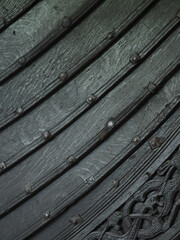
[16,107,24,114]
[132,136,141,144]
[148,82,156,92]
[67,155,76,165]
[59,72,68,82]
[18,56,26,65]
[62,16,72,28]
[107,119,115,128]
[113,179,119,188]
[87,176,95,184]
[130,53,141,64]
[70,214,82,225]
[44,211,50,219]
[25,185,32,194]
[87,94,96,104]
[149,137,164,149]
[107,31,115,40]
[0,162,6,170]
[42,131,51,140]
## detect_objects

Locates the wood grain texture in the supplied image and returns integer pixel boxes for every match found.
[0,25,179,173]
[32,111,180,240]
[0,103,179,240]
[0,69,179,218]
[0,1,180,239]
[0,0,158,129]
[0,0,40,32]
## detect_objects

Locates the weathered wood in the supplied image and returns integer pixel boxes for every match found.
[0,69,179,219]
[0,1,180,239]
[0,103,179,240]
[0,0,103,83]
[0,0,162,130]
[86,148,180,240]
[0,2,179,174]
[0,0,40,32]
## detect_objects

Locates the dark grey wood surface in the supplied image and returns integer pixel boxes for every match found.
[0,0,179,239]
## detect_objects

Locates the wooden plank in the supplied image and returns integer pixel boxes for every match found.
[0,1,179,171]
[85,148,180,240]
[0,0,40,32]
[0,0,158,129]
[0,0,154,84]
[32,111,180,240]
[0,103,179,240]
[0,69,179,219]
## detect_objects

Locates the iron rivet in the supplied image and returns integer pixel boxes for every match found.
[67,155,76,165]
[0,162,6,170]
[148,82,156,92]
[16,107,24,114]
[130,53,141,64]
[87,176,95,184]
[44,211,50,219]
[18,56,26,65]
[149,137,164,149]
[25,185,32,194]
[59,72,68,82]
[107,120,115,128]
[87,94,96,104]
[145,172,151,179]
[113,179,119,188]
[42,130,51,140]
[107,31,115,40]
[62,16,72,28]
[70,214,82,225]
[132,136,140,144]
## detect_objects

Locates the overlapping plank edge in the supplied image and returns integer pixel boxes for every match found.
[0,11,179,175]
[0,85,179,218]
[0,0,40,32]
[46,112,180,240]
[0,0,154,85]
[0,0,160,131]
[1,102,179,240]
[85,148,180,240]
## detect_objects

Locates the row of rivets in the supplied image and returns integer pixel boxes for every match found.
[149,137,164,149]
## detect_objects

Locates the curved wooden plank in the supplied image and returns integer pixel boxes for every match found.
[0,0,103,83]
[0,101,179,240]
[0,69,179,218]
[0,0,157,128]
[0,24,179,174]
[0,0,40,32]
